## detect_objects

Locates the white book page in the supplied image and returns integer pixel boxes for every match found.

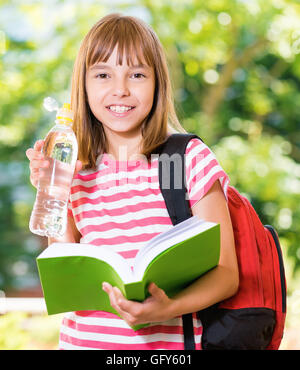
[37,243,134,284]
[132,220,217,281]
[135,216,202,261]
[135,220,203,264]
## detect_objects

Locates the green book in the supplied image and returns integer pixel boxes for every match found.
[36,216,220,318]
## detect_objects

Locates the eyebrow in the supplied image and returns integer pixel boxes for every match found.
[89,63,150,71]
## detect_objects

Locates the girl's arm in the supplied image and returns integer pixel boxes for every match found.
[102,180,239,326]
[169,179,239,316]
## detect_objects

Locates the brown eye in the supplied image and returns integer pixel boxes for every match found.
[132,73,146,79]
[96,73,109,79]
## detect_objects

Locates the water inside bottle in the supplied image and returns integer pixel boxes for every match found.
[30,128,77,238]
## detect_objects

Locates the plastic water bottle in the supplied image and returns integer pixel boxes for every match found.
[29,101,78,238]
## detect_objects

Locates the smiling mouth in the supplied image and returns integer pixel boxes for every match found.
[106,105,135,113]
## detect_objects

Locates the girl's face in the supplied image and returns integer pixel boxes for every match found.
[85,46,155,139]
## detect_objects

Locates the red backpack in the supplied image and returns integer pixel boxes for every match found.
[156,133,287,350]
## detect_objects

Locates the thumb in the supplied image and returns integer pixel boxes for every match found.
[148,282,167,300]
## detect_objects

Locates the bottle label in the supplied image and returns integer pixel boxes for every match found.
[43,132,74,164]
[51,142,73,163]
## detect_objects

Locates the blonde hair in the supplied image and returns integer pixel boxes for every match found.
[71,13,185,169]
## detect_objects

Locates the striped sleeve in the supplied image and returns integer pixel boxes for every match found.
[185,138,230,208]
[67,202,73,218]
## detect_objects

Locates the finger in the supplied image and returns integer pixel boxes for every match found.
[102,282,113,296]
[30,175,38,188]
[26,140,45,161]
[102,282,119,309]
[102,282,118,311]
[116,296,139,315]
[112,286,131,313]
[113,296,140,326]
[103,284,128,319]
[28,156,49,188]
[29,158,49,171]
[148,282,167,300]
[26,148,42,161]
[30,167,47,181]
[111,288,144,323]
[112,287,130,310]
[33,140,45,151]
[30,167,41,178]
[102,283,136,323]
[26,149,45,163]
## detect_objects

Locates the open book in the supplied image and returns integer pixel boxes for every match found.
[36,216,220,317]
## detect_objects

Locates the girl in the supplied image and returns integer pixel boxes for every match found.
[26,13,238,350]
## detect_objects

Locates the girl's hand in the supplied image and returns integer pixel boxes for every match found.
[26,140,47,188]
[26,140,82,188]
[102,282,175,327]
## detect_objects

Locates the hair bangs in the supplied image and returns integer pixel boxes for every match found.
[86,17,154,69]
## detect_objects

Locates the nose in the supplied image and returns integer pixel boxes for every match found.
[112,77,130,97]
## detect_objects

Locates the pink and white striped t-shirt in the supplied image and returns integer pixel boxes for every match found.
[59,138,229,350]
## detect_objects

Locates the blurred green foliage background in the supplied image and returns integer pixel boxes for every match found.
[0,0,300,349]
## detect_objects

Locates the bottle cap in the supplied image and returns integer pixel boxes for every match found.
[43,97,59,112]
[56,103,74,125]
[63,103,71,110]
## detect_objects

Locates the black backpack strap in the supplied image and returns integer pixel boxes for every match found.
[155,133,201,350]
[156,133,200,224]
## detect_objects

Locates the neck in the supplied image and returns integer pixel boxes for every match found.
[104,131,143,161]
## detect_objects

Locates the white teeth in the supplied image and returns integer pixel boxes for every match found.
[109,105,133,113]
